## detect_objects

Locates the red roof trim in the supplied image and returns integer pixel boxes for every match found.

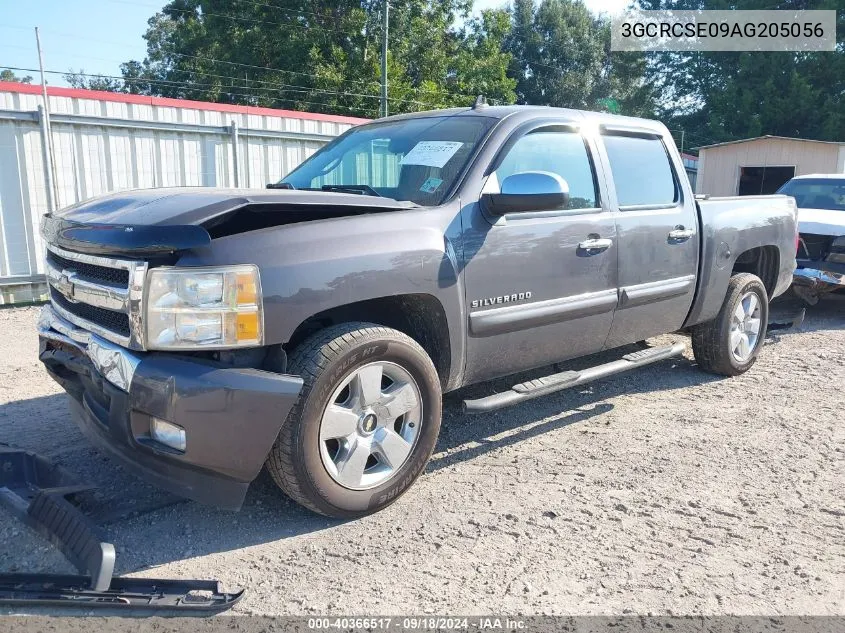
[0,80,369,125]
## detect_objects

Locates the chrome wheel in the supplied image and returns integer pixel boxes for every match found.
[318,361,423,490]
[730,291,762,362]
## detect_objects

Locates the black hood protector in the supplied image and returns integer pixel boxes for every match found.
[43,188,416,256]
[41,216,212,257]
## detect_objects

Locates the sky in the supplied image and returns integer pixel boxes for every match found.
[0,0,631,88]
[0,0,153,86]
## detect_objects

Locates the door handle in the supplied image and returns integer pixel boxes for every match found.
[668,227,695,242]
[578,238,613,252]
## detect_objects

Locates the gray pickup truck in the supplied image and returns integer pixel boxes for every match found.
[37,105,797,517]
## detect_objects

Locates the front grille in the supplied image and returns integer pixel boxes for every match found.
[50,287,131,337]
[47,251,129,287]
[45,245,147,349]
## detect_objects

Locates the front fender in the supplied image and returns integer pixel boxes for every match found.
[177,206,467,387]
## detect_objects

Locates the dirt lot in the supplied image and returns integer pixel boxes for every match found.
[0,299,842,616]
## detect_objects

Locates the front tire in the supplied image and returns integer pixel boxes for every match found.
[266,322,442,518]
[692,273,769,376]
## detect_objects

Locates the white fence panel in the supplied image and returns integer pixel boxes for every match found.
[0,83,363,303]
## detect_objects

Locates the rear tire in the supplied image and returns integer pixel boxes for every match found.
[692,273,769,376]
[266,322,442,518]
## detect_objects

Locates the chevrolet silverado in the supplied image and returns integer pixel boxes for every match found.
[37,104,797,517]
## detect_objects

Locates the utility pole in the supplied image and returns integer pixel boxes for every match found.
[244,71,250,188]
[380,0,389,118]
[230,120,240,188]
[35,27,58,211]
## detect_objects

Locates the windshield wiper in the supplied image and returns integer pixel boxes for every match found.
[266,182,295,189]
[320,184,382,197]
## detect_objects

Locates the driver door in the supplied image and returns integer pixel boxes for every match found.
[460,124,619,384]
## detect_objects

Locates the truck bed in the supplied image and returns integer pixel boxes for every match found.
[684,194,797,328]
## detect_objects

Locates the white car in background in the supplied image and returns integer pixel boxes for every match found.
[777,174,845,304]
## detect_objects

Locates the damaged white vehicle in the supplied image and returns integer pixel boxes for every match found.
[778,174,845,304]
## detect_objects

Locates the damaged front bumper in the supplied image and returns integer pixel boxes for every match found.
[37,305,303,510]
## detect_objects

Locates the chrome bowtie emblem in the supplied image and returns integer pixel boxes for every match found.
[54,270,76,301]
[361,413,377,433]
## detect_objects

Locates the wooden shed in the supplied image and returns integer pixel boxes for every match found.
[695,135,845,197]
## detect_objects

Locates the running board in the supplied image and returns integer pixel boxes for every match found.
[0,574,243,611]
[462,342,686,414]
[0,446,243,612]
[0,446,113,591]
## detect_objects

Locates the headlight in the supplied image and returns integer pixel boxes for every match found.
[144,265,263,350]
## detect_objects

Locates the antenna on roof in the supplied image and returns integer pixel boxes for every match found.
[472,95,488,110]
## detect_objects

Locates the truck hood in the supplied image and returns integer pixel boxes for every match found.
[797,207,845,237]
[43,187,417,256]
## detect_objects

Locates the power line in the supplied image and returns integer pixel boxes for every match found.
[52,74,380,118]
[68,65,447,108]
[0,26,483,102]
[97,65,399,104]
[0,65,454,116]
[135,50,482,104]
[0,26,383,90]
[211,0,344,23]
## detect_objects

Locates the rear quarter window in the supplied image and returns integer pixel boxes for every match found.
[603,134,678,207]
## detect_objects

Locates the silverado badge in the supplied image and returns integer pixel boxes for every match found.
[470,292,532,309]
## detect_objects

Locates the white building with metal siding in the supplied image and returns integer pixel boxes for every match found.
[0,81,365,303]
[696,135,845,197]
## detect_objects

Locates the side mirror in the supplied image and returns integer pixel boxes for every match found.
[481,171,570,216]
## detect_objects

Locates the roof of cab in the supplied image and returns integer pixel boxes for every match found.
[377,104,668,133]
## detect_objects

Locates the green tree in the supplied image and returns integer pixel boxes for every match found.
[639,0,845,146]
[115,0,516,117]
[505,0,655,116]
[65,69,128,92]
[0,69,33,83]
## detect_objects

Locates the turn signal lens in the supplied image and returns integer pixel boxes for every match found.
[236,272,258,305]
[236,312,260,341]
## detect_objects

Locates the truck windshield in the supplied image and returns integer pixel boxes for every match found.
[778,178,845,211]
[279,115,496,206]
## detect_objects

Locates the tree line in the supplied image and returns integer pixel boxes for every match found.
[34,0,845,149]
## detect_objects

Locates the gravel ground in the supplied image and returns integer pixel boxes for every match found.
[0,299,842,616]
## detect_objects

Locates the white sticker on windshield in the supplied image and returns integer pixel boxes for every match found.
[400,141,463,168]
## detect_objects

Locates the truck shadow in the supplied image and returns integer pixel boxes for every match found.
[769,292,843,336]
[0,300,837,576]
[432,340,712,474]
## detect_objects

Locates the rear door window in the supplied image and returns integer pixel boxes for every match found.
[603,134,678,207]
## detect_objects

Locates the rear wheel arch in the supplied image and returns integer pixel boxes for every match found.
[284,294,453,390]
[731,245,780,298]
